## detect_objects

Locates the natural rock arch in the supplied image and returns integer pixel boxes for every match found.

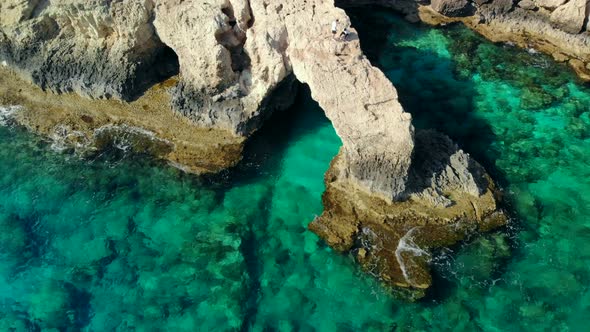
[0,0,507,296]
[152,0,505,296]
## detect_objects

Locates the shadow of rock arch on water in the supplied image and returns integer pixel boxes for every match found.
[200,82,344,329]
[348,7,501,180]
[346,6,517,300]
[205,83,338,188]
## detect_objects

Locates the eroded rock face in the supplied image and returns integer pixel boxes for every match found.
[284,10,414,200]
[310,131,507,298]
[153,0,295,136]
[140,0,417,199]
[0,0,178,100]
[0,67,245,174]
[1,0,416,200]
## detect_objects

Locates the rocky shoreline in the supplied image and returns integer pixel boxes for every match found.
[338,0,590,81]
[0,0,531,297]
[0,66,244,174]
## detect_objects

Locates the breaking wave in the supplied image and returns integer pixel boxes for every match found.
[0,105,23,126]
[395,227,430,284]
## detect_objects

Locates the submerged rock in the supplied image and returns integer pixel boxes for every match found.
[520,86,556,110]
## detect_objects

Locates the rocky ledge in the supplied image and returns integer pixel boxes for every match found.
[0,0,507,296]
[338,0,590,81]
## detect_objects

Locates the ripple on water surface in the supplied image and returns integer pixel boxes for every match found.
[1,8,590,331]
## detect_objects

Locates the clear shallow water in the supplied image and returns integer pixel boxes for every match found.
[1,9,590,331]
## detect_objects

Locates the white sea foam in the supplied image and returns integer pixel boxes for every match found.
[94,124,160,140]
[94,124,173,157]
[167,160,192,173]
[363,227,380,250]
[50,124,90,152]
[0,105,23,126]
[94,124,167,152]
[395,227,430,285]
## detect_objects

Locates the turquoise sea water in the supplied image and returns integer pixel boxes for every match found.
[1,8,590,331]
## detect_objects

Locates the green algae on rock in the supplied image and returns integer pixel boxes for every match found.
[310,131,506,298]
[0,66,245,174]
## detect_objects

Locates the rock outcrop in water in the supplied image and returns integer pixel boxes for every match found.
[338,0,590,80]
[309,131,506,298]
[0,0,506,296]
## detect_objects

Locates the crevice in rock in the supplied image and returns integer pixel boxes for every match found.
[582,2,590,33]
[246,0,256,28]
[30,0,51,19]
[217,1,252,74]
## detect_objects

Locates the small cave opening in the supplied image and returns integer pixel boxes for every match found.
[221,6,237,26]
[152,45,180,82]
[126,44,180,102]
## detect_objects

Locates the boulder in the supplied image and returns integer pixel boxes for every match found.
[310,131,507,298]
[431,0,472,16]
[483,0,515,14]
[550,0,588,34]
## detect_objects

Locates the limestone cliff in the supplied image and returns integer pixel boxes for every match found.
[0,0,177,100]
[0,0,507,296]
[338,0,590,80]
[1,0,416,199]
